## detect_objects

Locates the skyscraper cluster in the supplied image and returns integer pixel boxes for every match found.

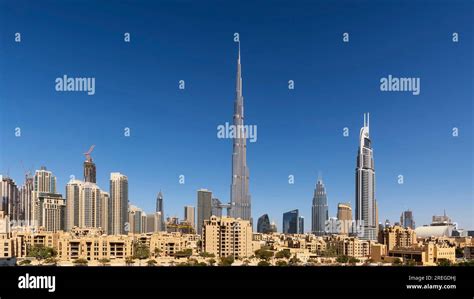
[0,47,432,241]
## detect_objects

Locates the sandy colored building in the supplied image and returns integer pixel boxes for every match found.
[202,216,252,258]
[379,225,417,253]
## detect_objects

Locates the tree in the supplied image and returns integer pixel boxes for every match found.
[19,259,31,266]
[320,246,337,257]
[27,245,57,265]
[73,258,88,266]
[458,260,474,266]
[405,259,417,267]
[306,258,318,266]
[276,260,288,267]
[275,250,291,259]
[258,260,271,266]
[125,256,135,266]
[437,259,452,266]
[147,259,157,266]
[200,252,215,258]
[219,256,234,266]
[289,255,301,266]
[208,258,216,266]
[44,257,58,266]
[174,248,193,258]
[254,249,274,261]
[98,258,110,266]
[392,258,402,266]
[242,259,250,266]
[133,242,150,260]
[348,257,360,265]
[336,255,349,264]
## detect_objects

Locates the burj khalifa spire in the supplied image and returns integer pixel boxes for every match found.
[230,43,251,222]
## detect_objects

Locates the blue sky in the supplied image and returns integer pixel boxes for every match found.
[1,0,472,231]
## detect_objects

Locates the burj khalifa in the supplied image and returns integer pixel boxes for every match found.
[229,44,251,222]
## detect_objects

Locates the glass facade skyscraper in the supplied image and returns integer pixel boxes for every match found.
[312,178,328,235]
[282,209,299,234]
[355,113,378,240]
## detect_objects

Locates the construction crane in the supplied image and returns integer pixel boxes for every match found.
[84,145,95,162]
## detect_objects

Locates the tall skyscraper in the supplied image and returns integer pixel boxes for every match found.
[311,178,328,235]
[400,210,415,229]
[0,175,20,221]
[128,205,146,234]
[257,214,272,234]
[66,178,108,232]
[83,145,97,183]
[145,212,163,233]
[229,44,251,222]
[20,174,33,226]
[197,189,213,235]
[109,172,128,235]
[282,209,299,234]
[99,191,109,234]
[156,191,165,231]
[36,192,65,232]
[355,113,378,240]
[184,205,195,229]
[65,179,81,230]
[298,216,304,234]
[34,166,57,193]
[156,191,163,213]
[32,167,60,229]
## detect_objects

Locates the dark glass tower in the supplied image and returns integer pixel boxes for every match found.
[282,209,299,234]
[312,178,329,235]
[257,214,271,233]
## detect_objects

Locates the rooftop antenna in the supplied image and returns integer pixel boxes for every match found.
[238,40,241,62]
[367,112,370,133]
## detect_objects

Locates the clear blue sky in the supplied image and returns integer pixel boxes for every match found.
[1,0,472,231]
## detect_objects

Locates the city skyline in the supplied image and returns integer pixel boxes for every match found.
[0,1,472,231]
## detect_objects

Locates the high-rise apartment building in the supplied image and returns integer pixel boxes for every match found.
[109,172,128,235]
[128,205,146,234]
[0,176,20,221]
[202,216,252,258]
[298,216,304,234]
[184,206,195,229]
[197,189,212,235]
[20,175,34,226]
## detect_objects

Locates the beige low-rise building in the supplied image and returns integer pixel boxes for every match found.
[379,225,417,253]
[372,240,455,265]
[202,216,252,258]
[328,235,373,258]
